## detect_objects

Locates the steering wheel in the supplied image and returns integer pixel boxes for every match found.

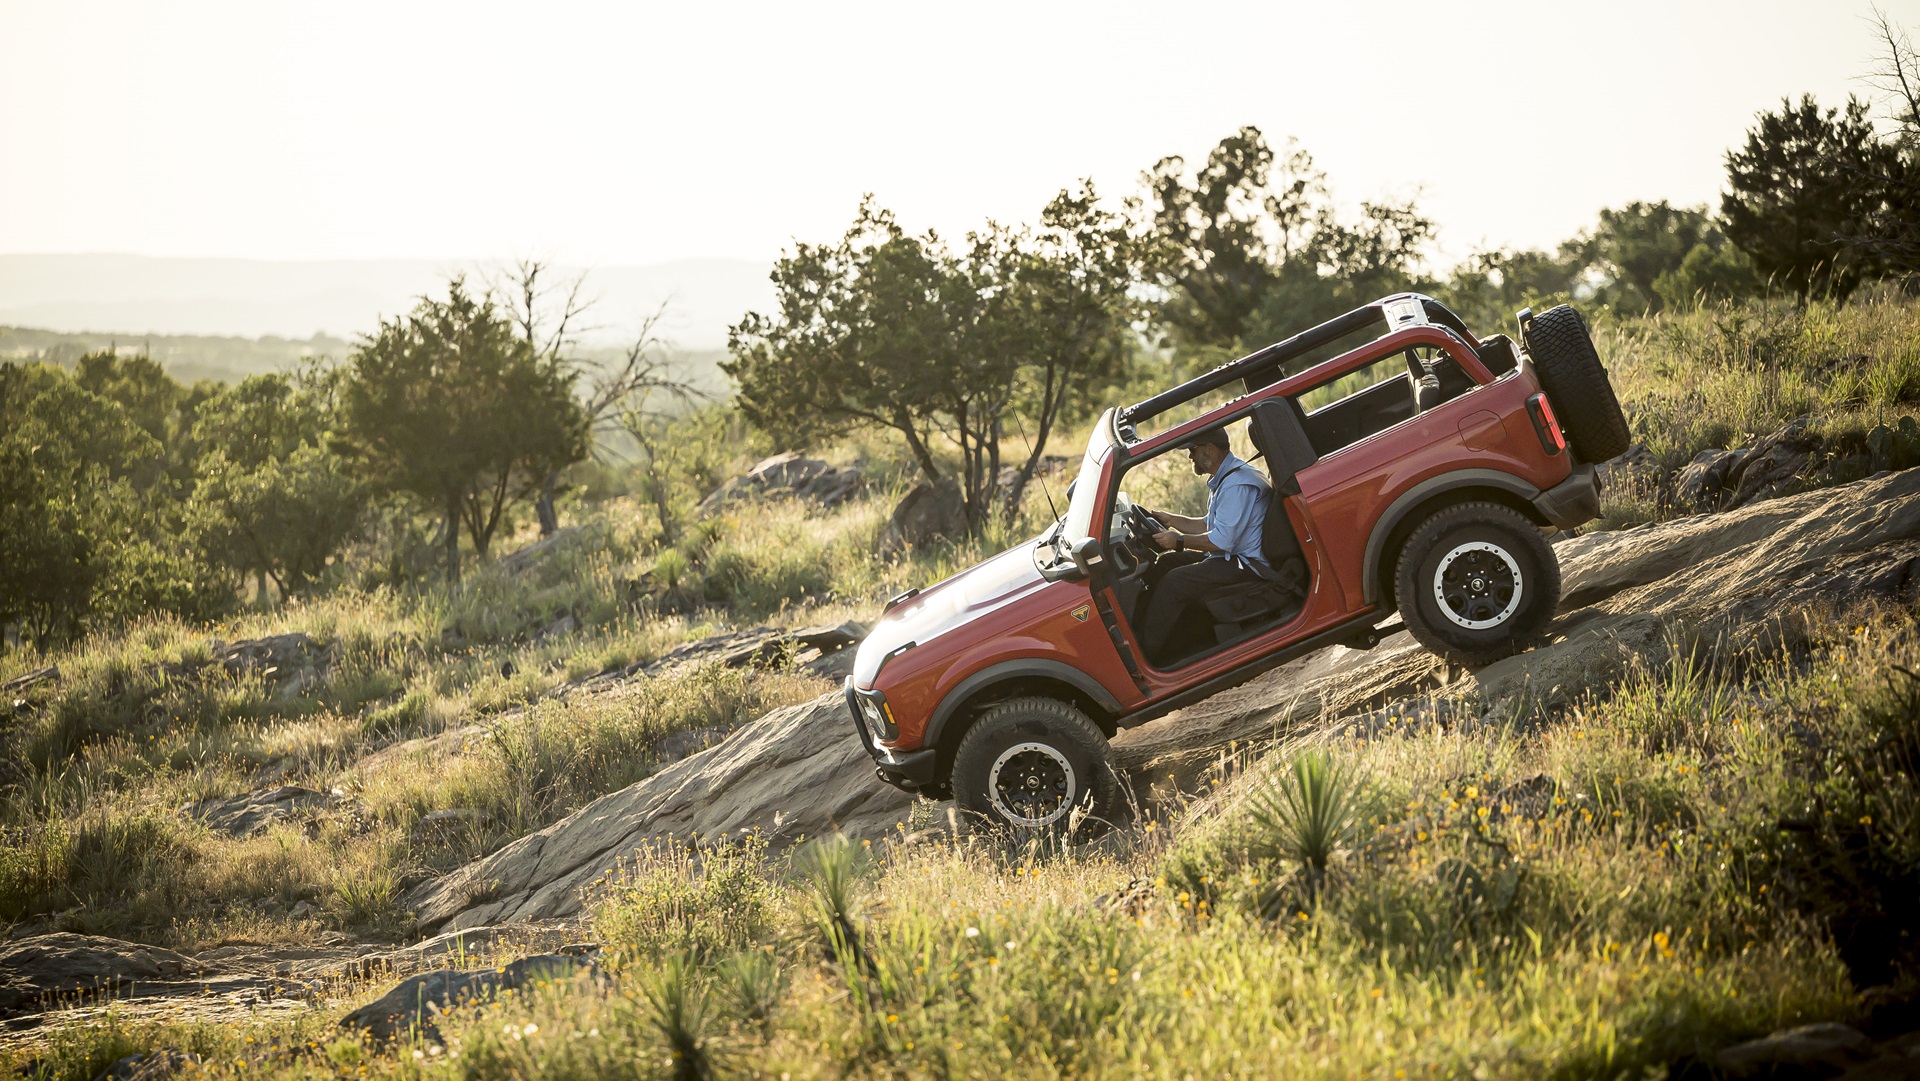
[1120,502,1164,550]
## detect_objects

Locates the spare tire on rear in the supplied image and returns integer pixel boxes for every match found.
[1523,304,1631,462]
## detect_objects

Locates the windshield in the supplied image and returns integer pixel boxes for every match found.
[1061,409,1118,546]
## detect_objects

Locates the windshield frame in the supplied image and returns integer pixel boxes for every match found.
[1060,408,1119,548]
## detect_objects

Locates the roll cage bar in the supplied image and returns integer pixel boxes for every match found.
[1119,294,1483,429]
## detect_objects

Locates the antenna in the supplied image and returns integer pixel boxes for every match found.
[1010,408,1062,522]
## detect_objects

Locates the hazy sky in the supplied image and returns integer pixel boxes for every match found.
[3,0,1914,268]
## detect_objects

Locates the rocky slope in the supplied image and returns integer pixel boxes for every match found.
[405,467,1920,932]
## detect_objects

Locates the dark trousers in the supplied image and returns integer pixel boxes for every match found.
[1138,553,1263,662]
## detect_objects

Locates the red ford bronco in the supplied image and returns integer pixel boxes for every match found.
[845,296,1628,831]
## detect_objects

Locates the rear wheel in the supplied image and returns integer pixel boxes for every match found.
[951,697,1118,836]
[1524,304,1631,462]
[1396,502,1560,666]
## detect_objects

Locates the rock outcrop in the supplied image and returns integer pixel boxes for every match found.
[183,785,338,838]
[406,692,910,931]
[878,481,967,555]
[406,468,1920,933]
[338,952,597,1042]
[0,934,205,1015]
[698,453,861,514]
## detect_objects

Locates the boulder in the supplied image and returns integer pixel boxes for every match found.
[338,953,597,1042]
[213,633,333,700]
[1674,447,1748,509]
[498,527,585,576]
[407,467,1920,934]
[1594,443,1659,490]
[183,785,335,838]
[878,481,967,556]
[1711,1022,1872,1078]
[1726,414,1821,508]
[0,934,205,1015]
[698,453,861,514]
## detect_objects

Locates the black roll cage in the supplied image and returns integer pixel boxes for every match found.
[1119,294,1481,429]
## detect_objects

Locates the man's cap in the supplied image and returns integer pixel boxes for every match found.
[1185,426,1231,451]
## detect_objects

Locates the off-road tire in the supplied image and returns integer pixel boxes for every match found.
[1523,304,1631,462]
[951,697,1118,836]
[1395,502,1560,666]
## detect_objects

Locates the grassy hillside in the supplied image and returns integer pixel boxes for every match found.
[2,295,1918,1078]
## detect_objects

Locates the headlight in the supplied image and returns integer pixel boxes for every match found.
[856,692,898,740]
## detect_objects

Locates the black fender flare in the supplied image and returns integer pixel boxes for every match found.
[925,658,1125,754]
[1361,468,1543,605]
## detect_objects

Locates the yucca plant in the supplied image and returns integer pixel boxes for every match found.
[1248,748,1366,907]
[640,954,715,1081]
[796,834,870,971]
[717,948,786,1030]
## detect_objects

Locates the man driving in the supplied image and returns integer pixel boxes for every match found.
[1138,426,1272,664]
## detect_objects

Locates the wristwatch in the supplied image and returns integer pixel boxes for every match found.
[1174,535,1185,552]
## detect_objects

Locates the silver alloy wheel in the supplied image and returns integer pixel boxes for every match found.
[986,741,1076,828]
[1432,541,1524,630]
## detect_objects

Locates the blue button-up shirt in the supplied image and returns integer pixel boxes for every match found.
[1205,452,1272,575]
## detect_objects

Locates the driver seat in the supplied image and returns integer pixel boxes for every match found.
[1200,403,1313,642]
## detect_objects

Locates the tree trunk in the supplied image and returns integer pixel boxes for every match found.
[444,496,461,586]
[535,470,559,536]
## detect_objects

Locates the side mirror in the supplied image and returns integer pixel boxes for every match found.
[1068,537,1104,576]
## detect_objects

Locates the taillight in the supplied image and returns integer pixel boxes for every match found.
[1526,394,1566,456]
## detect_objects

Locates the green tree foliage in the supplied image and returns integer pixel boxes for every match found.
[1844,11,1920,281]
[337,278,589,582]
[1575,201,1727,314]
[73,351,182,447]
[1652,240,1763,311]
[1144,126,1433,350]
[727,190,1138,528]
[1723,95,1899,300]
[0,363,222,647]
[188,370,364,597]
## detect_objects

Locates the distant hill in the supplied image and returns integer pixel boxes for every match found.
[0,325,354,385]
[0,324,732,392]
[0,254,773,351]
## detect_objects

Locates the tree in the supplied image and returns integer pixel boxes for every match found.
[727,192,1140,529]
[188,370,364,597]
[1144,126,1433,350]
[337,278,588,583]
[983,183,1140,517]
[1722,95,1899,299]
[1569,201,1720,313]
[1839,9,1920,280]
[73,350,182,447]
[727,200,1003,525]
[1,363,222,648]
[1652,241,1762,310]
[1435,247,1580,329]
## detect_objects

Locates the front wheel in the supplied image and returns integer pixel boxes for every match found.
[951,697,1118,836]
[1395,502,1561,666]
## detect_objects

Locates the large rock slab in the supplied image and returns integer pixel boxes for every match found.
[0,934,206,1015]
[406,692,912,931]
[408,468,1920,933]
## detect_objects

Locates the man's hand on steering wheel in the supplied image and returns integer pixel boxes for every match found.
[1120,504,1164,552]
[1152,530,1181,552]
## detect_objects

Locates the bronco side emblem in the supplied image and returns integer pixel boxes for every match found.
[1072,604,1091,622]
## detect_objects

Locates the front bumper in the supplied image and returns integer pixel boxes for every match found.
[844,679,943,794]
[1532,464,1601,529]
